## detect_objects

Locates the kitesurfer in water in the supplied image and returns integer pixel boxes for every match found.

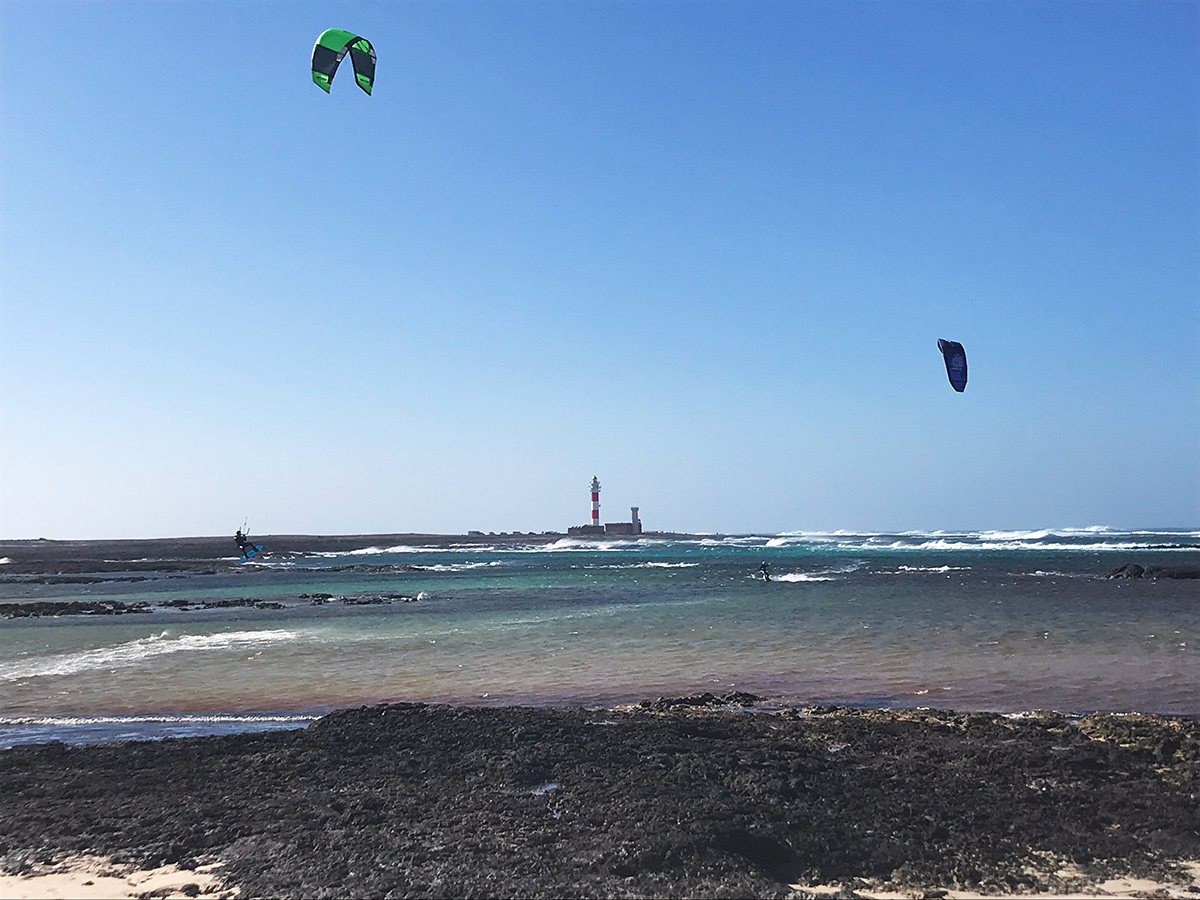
[235,529,252,558]
[759,561,771,583]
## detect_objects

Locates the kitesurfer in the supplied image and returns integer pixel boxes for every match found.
[759,561,771,583]
[235,529,252,558]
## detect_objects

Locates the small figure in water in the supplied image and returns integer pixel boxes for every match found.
[235,529,253,558]
[759,560,771,582]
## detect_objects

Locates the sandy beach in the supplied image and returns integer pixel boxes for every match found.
[1,697,1198,898]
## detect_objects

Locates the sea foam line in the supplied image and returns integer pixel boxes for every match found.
[0,629,301,682]
[894,539,1190,552]
[0,713,318,727]
[578,562,700,570]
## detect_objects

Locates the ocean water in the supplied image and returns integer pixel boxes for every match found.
[0,529,1196,746]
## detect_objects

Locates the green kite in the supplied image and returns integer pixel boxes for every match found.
[311,29,376,95]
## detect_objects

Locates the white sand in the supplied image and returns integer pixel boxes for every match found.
[5,854,1198,898]
[790,860,1200,899]
[0,856,234,900]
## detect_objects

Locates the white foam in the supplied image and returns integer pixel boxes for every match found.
[773,572,834,582]
[309,543,487,557]
[767,527,1198,550]
[0,713,316,727]
[888,538,1186,552]
[421,561,498,572]
[284,529,1196,562]
[537,538,647,552]
[343,544,427,555]
[898,565,970,573]
[0,558,10,565]
[0,629,301,682]
[978,529,1052,541]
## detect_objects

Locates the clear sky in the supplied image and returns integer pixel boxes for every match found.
[1,0,1197,539]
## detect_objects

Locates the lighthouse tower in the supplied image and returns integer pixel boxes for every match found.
[589,476,601,527]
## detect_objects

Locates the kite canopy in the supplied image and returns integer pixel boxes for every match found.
[937,339,968,392]
[312,28,375,94]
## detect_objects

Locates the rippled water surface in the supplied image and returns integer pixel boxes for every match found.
[1,529,1196,744]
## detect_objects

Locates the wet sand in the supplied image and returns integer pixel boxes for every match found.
[1,697,1198,898]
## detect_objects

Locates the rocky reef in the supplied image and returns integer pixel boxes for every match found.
[1104,563,1200,579]
[1,700,1198,898]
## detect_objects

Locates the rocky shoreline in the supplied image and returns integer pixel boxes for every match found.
[0,592,421,618]
[1,697,1198,898]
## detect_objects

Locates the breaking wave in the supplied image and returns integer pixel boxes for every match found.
[767,529,1198,553]
[0,629,301,682]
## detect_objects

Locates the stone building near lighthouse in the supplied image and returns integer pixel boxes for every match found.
[567,476,642,536]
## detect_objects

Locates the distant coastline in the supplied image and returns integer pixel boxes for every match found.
[2,530,1196,581]
[0,532,708,577]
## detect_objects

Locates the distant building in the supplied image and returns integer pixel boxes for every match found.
[568,524,605,536]
[567,478,642,535]
[605,507,642,535]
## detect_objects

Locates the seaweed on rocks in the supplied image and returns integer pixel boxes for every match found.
[639,691,763,711]
[0,600,152,618]
[302,592,418,605]
[1,701,1198,898]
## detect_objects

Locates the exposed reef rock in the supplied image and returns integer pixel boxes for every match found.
[1,701,1198,898]
[1105,563,1200,579]
[0,599,152,618]
[0,593,420,618]
[638,691,763,710]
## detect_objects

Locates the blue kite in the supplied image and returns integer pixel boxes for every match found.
[937,339,968,392]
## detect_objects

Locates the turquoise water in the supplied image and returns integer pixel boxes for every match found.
[0,530,1196,745]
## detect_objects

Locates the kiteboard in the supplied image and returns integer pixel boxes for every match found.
[242,545,262,561]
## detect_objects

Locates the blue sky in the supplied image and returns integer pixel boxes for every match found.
[1,0,1197,538]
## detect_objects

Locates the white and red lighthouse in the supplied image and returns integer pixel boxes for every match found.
[568,476,642,535]
[589,476,601,528]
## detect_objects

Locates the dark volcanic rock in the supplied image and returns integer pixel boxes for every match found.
[1105,563,1146,579]
[640,691,763,710]
[1145,565,1200,579]
[1,702,1198,898]
[0,600,152,618]
[1105,562,1200,579]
